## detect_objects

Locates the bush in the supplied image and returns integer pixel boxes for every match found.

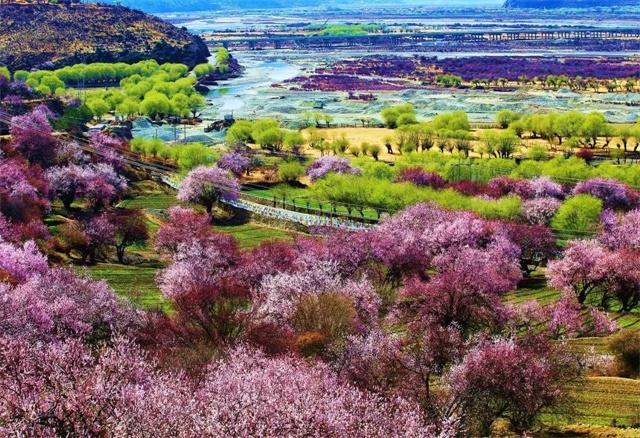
[608,330,640,377]
[496,110,520,129]
[292,292,357,351]
[331,135,349,154]
[172,143,216,172]
[576,148,594,162]
[348,145,361,157]
[396,167,447,189]
[284,131,305,154]
[359,161,394,180]
[278,161,306,184]
[193,63,214,78]
[551,194,603,234]
[381,103,415,129]
[368,144,381,160]
[527,145,549,161]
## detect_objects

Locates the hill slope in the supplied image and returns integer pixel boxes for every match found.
[0,3,210,71]
[504,0,637,7]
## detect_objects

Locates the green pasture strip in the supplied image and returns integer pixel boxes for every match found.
[215,222,295,249]
[77,263,168,312]
[119,193,178,210]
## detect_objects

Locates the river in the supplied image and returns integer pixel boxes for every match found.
[131,16,640,141]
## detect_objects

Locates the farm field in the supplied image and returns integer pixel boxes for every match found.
[542,377,640,428]
[79,263,169,311]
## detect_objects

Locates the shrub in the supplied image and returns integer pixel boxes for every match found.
[330,135,349,154]
[380,103,415,129]
[278,161,306,184]
[496,110,520,129]
[216,152,250,177]
[608,330,640,377]
[225,120,255,144]
[173,143,216,171]
[0,67,10,80]
[307,157,362,182]
[295,331,327,357]
[284,131,305,154]
[572,178,635,210]
[521,198,561,225]
[527,144,549,161]
[396,167,447,189]
[576,148,594,162]
[193,63,214,78]
[368,143,381,160]
[551,194,603,234]
[360,161,394,180]
[292,292,357,351]
[348,145,361,157]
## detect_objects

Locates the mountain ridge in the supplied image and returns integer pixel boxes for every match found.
[504,0,637,8]
[0,3,210,71]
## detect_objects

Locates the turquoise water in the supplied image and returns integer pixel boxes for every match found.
[200,50,640,125]
[132,48,640,141]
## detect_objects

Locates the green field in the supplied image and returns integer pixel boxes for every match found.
[78,263,168,311]
[542,377,640,428]
[215,222,296,249]
[119,192,178,210]
[243,184,384,220]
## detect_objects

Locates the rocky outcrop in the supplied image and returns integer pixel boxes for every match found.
[0,3,210,71]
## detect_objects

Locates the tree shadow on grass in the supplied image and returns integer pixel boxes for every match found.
[518,273,547,289]
[212,205,251,226]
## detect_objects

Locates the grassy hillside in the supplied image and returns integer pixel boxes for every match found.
[0,3,210,71]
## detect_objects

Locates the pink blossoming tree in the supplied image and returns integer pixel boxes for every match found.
[177,166,240,219]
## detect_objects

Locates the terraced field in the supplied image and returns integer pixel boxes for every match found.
[79,263,169,311]
[119,192,179,211]
[542,377,640,428]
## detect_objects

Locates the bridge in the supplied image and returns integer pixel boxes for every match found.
[210,28,640,50]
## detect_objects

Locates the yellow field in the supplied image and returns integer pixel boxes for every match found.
[301,127,397,160]
[299,126,565,161]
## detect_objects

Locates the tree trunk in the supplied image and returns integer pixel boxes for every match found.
[205,202,214,221]
[62,195,74,210]
[116,243,126,264]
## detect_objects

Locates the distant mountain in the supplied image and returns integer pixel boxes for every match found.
[89,0,326,13]
[91,0,499,13]
[0,3,210,71]
[504,0,637,7]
